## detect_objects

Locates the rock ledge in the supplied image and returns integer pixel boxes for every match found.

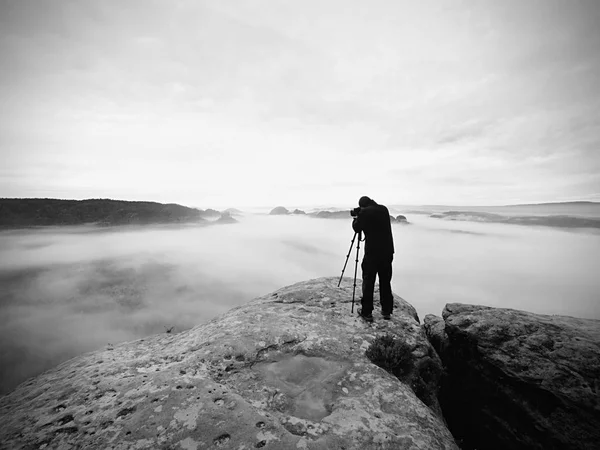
[0,278,457,450]
[427,303,600,450]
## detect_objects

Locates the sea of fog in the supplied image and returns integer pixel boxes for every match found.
[1,213,599,395]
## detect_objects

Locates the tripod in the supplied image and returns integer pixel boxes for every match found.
[338,231,363,313]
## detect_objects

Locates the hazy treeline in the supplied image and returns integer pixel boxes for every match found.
[0,198,207,228]
[428,211,600,229]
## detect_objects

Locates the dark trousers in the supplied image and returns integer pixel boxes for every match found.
[361,253,393,316]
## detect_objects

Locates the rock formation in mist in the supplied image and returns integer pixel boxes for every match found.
[0,199,205,228]
[386,214,409,224]
[430,210,600,229]
[424,305,600,450]
[291,209,306,215]
[215,212,238,224]
[0,278,458,450]
[309,210,349,219]
[269,206,289,215]
[309,210,407,223]
[198,208,221,218]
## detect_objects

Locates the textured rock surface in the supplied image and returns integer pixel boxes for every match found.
[422,315,448,357]
[0,277,457,450]
[430,303,600,450]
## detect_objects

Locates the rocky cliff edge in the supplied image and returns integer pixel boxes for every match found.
[0,277,457,450]
[425,304,600,450]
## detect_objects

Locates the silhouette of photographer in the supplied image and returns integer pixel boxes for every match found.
[351,196,395,322]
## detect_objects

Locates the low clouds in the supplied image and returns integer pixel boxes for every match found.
[1,214,599,394]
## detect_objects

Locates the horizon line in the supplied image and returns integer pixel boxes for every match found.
[2,197,600,210]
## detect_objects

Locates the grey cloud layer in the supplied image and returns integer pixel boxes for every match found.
[1,0,599,203]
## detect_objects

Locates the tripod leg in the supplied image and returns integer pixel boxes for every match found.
[351,232,362,313]
[338,232,358,287]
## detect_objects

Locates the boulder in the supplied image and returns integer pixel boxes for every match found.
[269,206,289,215]
[428,303,600,450]
[0,278,457,450]
[396,215,408,223]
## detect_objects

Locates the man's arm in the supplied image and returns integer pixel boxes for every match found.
[352,216,362,233]
[353,206,375,233]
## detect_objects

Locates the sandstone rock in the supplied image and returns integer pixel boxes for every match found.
[423,314,448,357]
[0,278,457,450]
[269,206,289,215]
[431,303,600,450]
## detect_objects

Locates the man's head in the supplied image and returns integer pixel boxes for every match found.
[359,196,375,207]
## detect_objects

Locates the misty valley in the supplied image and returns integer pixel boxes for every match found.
[1,210,599,395]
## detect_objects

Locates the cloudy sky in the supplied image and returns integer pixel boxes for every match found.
[1,0,599,208]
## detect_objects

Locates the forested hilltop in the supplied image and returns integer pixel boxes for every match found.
[0,198,204,228]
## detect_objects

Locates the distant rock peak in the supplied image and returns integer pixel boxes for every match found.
[269,206,289,215]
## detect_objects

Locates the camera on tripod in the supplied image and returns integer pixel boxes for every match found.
[350,207,361,217]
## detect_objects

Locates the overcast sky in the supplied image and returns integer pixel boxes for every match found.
[1,0,599,208]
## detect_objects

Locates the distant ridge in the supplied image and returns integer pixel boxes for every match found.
[393,201,600,209]
[505,201,600,206]
[0,198,205,228]
[429,211,600,229]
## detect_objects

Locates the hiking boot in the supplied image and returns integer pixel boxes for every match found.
[357,308,373,323]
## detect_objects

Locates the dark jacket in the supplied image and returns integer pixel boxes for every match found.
[352,202,394,257]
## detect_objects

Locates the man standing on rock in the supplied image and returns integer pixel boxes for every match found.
[352,196,395,322]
